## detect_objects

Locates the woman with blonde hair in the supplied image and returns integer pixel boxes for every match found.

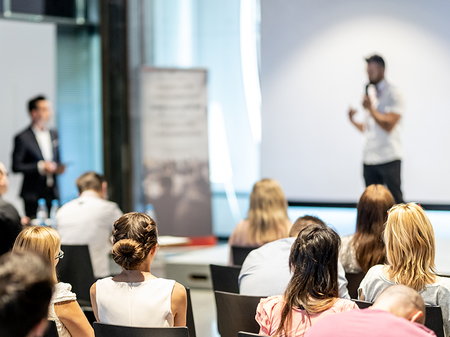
[90,212,187,327]
[339,184,395,273]
[256,223,358,337]
[13,226,93,337]
[359,203,450,335]
[228,179,291,249]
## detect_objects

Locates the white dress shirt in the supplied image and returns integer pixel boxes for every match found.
[55,190,123,278]
[32,125,55,186]
[363,79,405,165]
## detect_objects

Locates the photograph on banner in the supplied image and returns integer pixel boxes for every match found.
[141,68,212,237]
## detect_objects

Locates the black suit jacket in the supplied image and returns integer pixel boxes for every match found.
[12,126,61,201]
[0,197,22,255]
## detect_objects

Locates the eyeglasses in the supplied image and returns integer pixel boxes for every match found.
[55,250,64,260]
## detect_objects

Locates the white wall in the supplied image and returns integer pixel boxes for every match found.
[261,0,450,203]
[0,19,56,214]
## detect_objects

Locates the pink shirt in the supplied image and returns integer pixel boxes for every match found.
[256,296,358,337]
[304,308,436,337]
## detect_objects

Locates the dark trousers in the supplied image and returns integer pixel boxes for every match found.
[23,187,58,218]
[363,160,403,203]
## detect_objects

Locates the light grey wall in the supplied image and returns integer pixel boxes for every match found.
[261,0,450,203]
[0,19,56,215]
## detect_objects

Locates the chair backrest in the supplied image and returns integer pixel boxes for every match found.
[345,271,366,299]
[353,299,372,309]
[56,245,96,304]
[43,320,58,337]
[214,291,263,337]
[231,246,257,266]
[238,332,263,337]
[425,306,444,337]
[210,264,241,293]
[94,323,190,337]
[185,287,196,337]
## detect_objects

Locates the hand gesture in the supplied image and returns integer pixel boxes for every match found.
[348,107,357,121]
[362,95,372,110]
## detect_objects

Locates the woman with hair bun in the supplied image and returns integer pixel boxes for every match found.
[90,212,187,327]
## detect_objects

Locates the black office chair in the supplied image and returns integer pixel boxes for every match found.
[425,306,444,337]
[43,320,58,337]
[185,287,196,337]
[231,246,257,266]
[345,271,366,299]
[56,245,96,306]
[353,299,372,309]
[210,264,241,293]
[94,323,189,337]
[214,291,264,337]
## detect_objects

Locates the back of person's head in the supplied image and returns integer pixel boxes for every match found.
[75,171,105,194]
[28,95,46,113]
[385,203,436,291]
[289,215,325,237]
[13,227,60,284]
[247,178,291,245]
[275,223,341,336]
[372,285,426,324]
[0,251,54,337]
[112,212,158,270]
[354,184,395,272]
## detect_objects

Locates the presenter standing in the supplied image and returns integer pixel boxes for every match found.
[12,96,65,217]
[349,55,404,203]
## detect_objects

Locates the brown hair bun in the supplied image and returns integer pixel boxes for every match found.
[112,239,146,270]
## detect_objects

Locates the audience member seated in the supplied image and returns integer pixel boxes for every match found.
[359,203,450,336]
[90,212,187,327]
[305,285,435,337]
[256,222,358,337]
[56,171,123,278]
[13,227,94,337]
[228,179,291,250]
[0,251,54,337]
[0,162,22,256]
[239,215,350,299]
[339,184,395,273]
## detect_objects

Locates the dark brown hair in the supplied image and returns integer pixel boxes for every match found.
[0,251,54,337]
[111,213,158,270]
[75,171,105,194]
[275,223,340,336]
[353,184,395,272]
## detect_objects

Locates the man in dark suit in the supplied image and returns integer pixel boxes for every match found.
[12,96,65,218]
[0,162,22,256]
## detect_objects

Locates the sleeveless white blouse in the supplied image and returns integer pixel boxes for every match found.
[48,282,77,337]
[96,277,176,327]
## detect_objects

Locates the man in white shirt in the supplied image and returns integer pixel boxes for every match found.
[239,215,350,299]
[349,55,405,203]
[12,95,65,217]
[56,172,123,278]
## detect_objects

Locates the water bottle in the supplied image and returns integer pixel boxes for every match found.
[145,204,157,222]
[37,198,48,226]
[50,199,59,229]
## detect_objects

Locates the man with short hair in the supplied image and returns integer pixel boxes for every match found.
[0,162,22,255]
[239,215,350,298]
[349,55,405,203]
[305,285,435,337]
[56,171,122,278]
[12,95,65,217]
[0,251,54,337]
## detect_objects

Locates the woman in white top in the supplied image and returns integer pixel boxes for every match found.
[13,227,93,337]
[359,203,450,336]
[90,212,187,327]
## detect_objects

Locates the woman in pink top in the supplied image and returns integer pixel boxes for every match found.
[256,223,358,337]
